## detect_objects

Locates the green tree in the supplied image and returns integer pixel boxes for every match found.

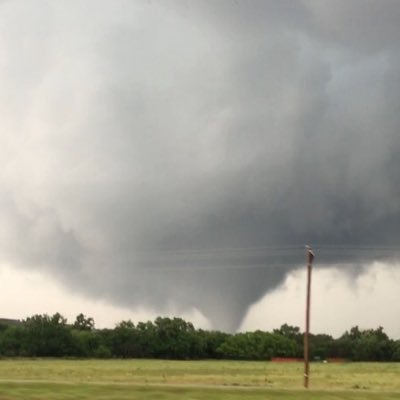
[73,313,95,331]
[153,317,202,359]
[0,325,26,356]
[197,330,228,359]
[71,329,103,357]
[274,324,303,357]
[335,326,393,361]
[217,331,297,360]
[111,320,142,358]
[392,340,400,361]
[352,327,393,361]
[23,313,73,357]
[309,334,334,360]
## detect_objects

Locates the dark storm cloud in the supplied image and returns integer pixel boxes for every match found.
[0,0,399,330]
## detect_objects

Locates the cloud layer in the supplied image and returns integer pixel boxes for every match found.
[0,0,399,330]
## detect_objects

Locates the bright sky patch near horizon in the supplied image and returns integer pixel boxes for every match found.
[2,262,399,338]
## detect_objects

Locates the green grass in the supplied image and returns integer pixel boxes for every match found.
[1,382,400,400]
[0,359,399,399]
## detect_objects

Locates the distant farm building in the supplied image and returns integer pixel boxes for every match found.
[0,318,22,327]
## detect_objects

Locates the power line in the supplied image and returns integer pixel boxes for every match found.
[136,260,398,272]
[131,244,399,257]
[124,244,400,271]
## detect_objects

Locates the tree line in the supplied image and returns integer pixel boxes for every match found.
[0,313,399,361]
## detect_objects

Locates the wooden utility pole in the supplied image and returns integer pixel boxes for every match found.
[304,245,314,389]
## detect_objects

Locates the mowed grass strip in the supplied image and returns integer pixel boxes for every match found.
[0,382,400,400]
[0,359,399,398]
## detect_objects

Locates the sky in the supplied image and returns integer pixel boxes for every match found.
[0,0,400,335]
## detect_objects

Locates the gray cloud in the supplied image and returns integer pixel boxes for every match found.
[0,0,399,331]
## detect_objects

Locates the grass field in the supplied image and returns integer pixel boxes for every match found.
[0,359,399,399]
